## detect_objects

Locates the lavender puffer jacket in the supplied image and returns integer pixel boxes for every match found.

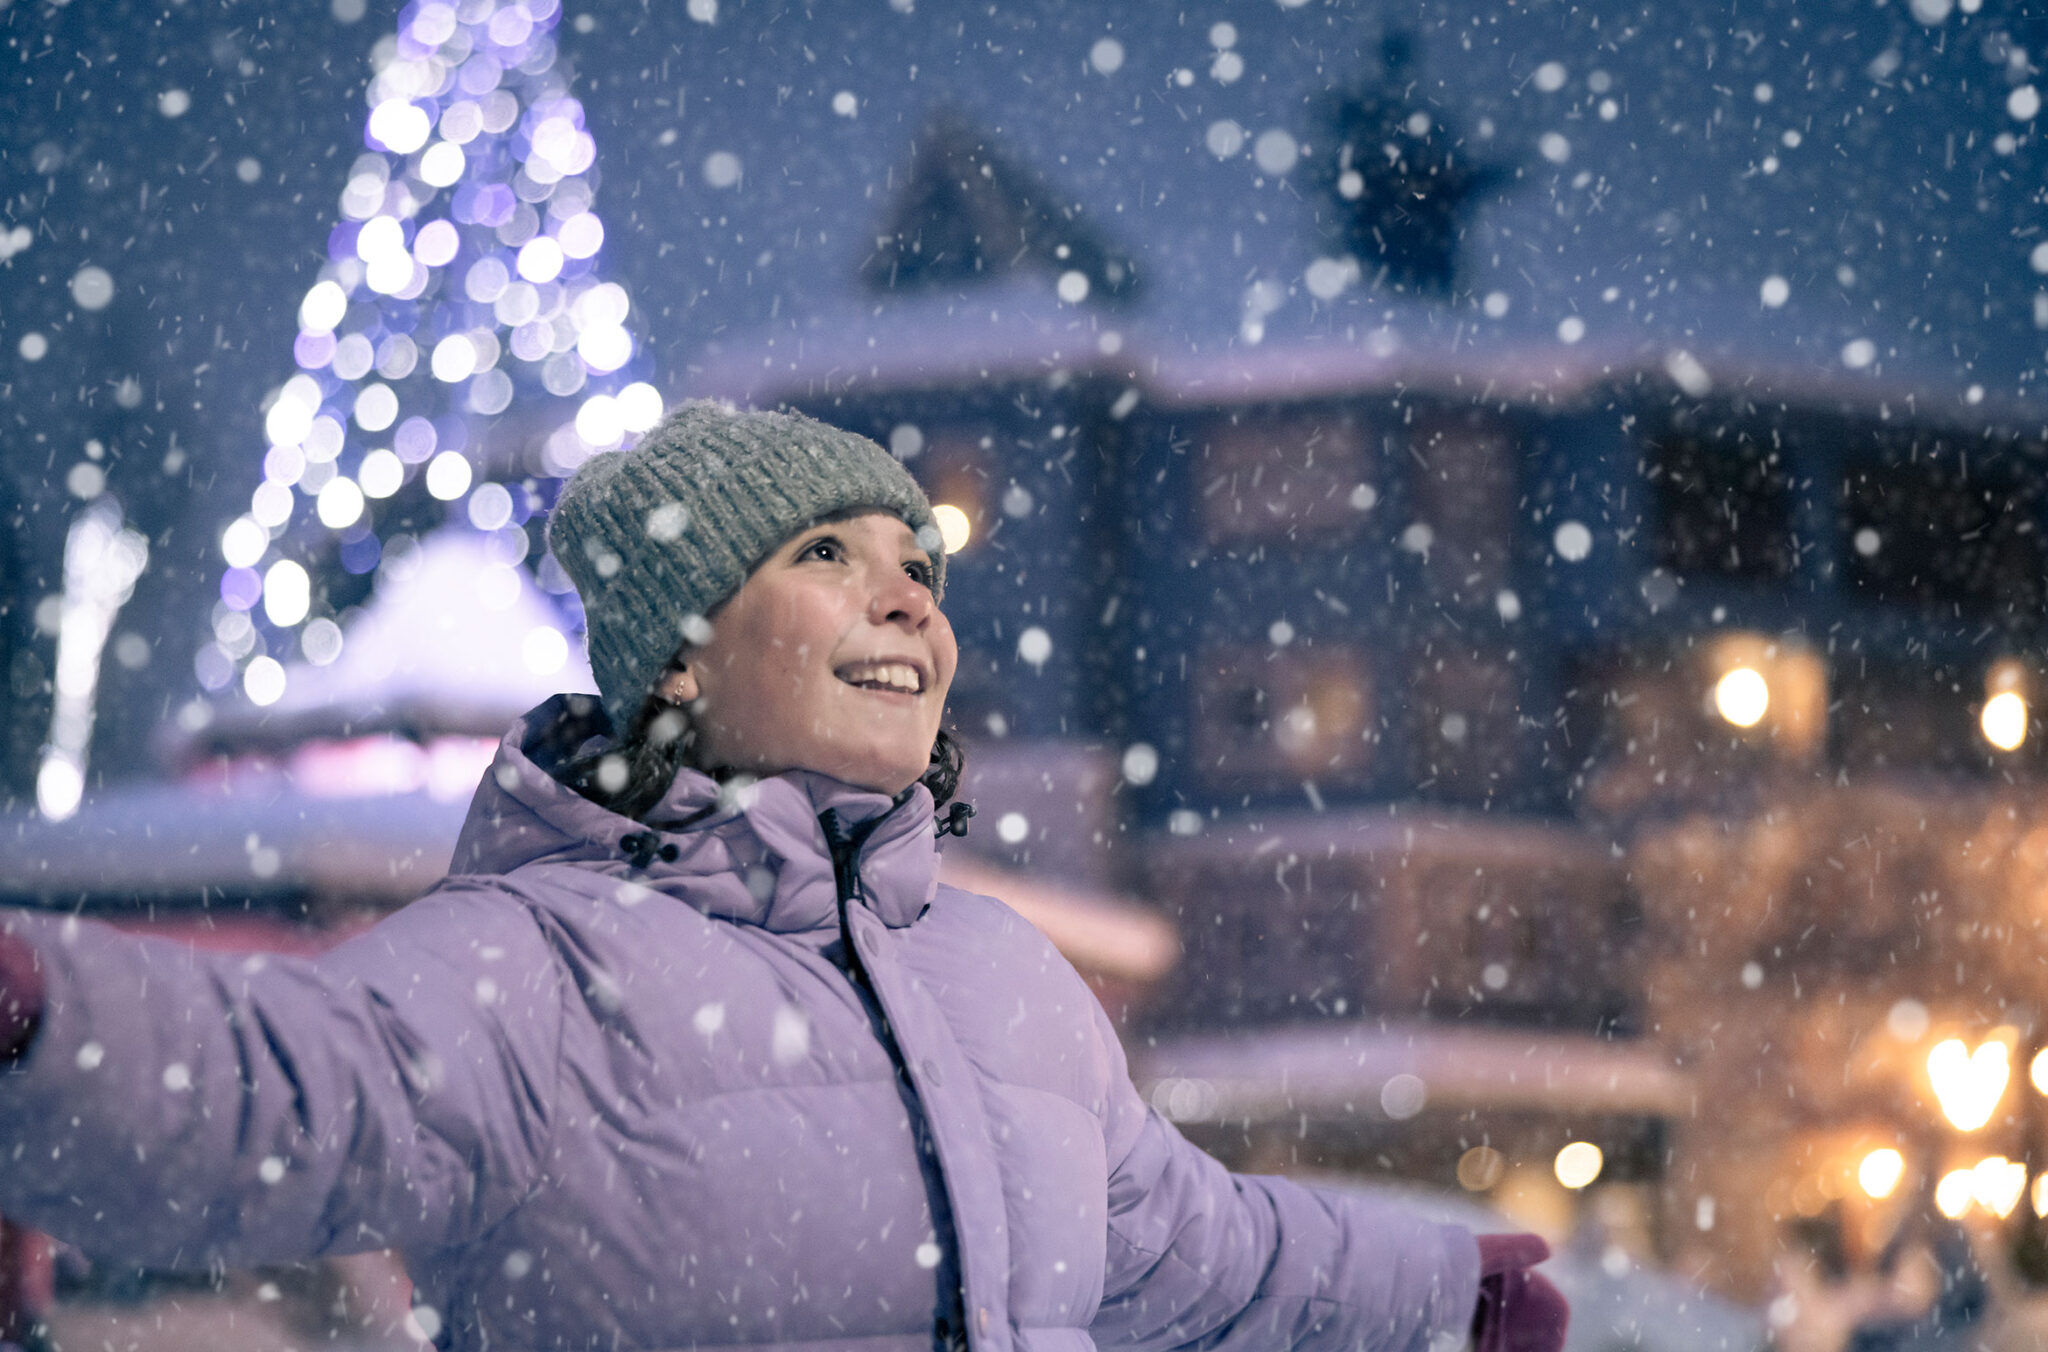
[0,697,1478,1352]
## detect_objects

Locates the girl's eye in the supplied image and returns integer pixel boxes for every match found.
[799,537,843,563]
[904,559,933,588]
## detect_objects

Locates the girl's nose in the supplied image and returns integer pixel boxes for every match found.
[870,566,935,628]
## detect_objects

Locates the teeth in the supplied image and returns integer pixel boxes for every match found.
[838,661,921,694]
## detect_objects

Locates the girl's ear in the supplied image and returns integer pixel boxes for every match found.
[656,665,699,705]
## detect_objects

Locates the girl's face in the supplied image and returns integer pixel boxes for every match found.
[659,512,957,796]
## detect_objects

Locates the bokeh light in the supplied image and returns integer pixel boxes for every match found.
[220,517,269,569]
[250,480,295,529]
[316,477,366,530]
[1983,690,2028,751]
[418,140,467,187]
[367,99,431,153]
[522,625,569,675]
[933,504,972,554]
[298,280,347,332]
[354,383,399,431]
[1973,1155,2026,1218]
[467,482,514,531]
[358,448,405,498]
[577,323,631,372]
[432,334,478,383]
[616,382,663,432]
[1857,1148,1904,1199]
[36,757,84,821]
[243,655,288,707]
[1928,1037,2010,1132]
[1936,1168,1975,1219]
[302,617,345,667]
[413,218,460,266]
[1714,666,1770,728]
[1554,1141,1603,1189]
[1456,1146,1506,1192]
[557,212,604,259]
[516,236,564,284]
[262,559,311,627]
[425,450,473,501]
[575,394,623,447]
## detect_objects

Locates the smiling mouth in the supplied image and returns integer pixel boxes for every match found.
[834,660,926,695]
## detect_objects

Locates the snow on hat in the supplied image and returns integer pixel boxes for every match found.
[547,399,945,732]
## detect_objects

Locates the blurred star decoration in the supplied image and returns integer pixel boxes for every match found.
[205,0,658,711]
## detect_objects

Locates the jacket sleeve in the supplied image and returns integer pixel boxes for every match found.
[0,883,568,1269]
[1088,1004,1479,1352]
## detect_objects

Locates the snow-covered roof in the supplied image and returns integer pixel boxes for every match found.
[593,0,2048,415]
[0,774,468,905]
[1131,1018,1691,1122]
[178,527,595,757]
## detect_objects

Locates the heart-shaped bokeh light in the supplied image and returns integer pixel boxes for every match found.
[1927,1038,2010,1132]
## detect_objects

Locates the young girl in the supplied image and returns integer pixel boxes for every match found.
[0,402,1562,1352]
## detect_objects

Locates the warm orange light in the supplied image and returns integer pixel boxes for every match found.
[1983,691,2028,752]
[1714,666,1770,727]
[932,503,972,554]
[1936,1169,1975,1218]
[1857,1148,1904,1200]
[1554,1141,1603,1189]
[1928,1038,2010,1132]
[1974,1156,2027,1218]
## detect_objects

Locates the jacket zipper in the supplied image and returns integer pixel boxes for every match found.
[818,809,971,1352]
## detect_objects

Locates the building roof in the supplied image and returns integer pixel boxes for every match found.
[586,0,2047,419]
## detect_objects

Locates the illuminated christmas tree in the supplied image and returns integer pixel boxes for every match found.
[200,0,657,712]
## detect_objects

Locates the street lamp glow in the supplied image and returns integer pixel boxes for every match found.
[1857,1148,1904,1200]
[933,503,972,554]
[2033,1172,2048,1219]
[36,756,84,821]
[1714,666,1770,727]
[1983,690,2028,751]
[1927,1037,2010,1132]
[1554,1141,1603,1190]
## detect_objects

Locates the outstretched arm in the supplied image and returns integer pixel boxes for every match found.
[0,886,567,1270]
[1086,1001,1480,1352]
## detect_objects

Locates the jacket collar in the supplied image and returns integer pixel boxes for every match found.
[450,695,940,934]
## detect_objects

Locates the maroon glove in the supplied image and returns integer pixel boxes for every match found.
[1473,1233,1569,1352]
[0,930,44,1064]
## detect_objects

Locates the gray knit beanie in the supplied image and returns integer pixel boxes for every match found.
[547,400,946,732]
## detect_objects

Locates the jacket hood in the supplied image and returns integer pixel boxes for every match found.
[448,694,940,932]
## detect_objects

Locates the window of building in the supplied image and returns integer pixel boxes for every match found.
[1839,452,2043,621]
[1197,408,1381,546]
[1646,425,1798,582]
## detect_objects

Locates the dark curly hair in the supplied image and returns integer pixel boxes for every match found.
[559,654,963,823]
